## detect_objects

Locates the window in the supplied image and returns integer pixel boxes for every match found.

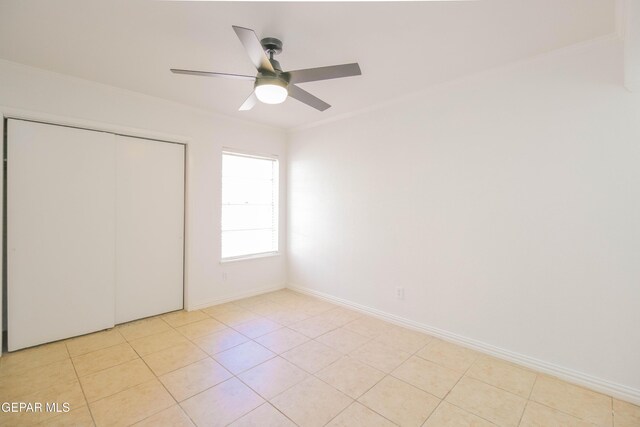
[221,151,279,260]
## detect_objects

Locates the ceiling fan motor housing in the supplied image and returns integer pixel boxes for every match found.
[260,37,284,73]
[255,74,288,90]
[261,37,283,55]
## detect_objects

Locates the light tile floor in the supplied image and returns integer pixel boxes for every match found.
[0,289,638,427]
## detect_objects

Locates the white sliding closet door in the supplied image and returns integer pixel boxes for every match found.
[7,120,116,351]
[115,135,184,323]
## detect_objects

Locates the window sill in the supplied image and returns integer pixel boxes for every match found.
[220,251,280,263]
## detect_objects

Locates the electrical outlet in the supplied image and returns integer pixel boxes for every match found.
[395,287,404,299]
[222,272,228,281]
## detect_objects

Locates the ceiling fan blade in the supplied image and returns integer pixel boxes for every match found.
[232,25,275,74]
[288,85,331,111]
[171,69,255,81]
[239,91,258,111]
[285,63,361,84]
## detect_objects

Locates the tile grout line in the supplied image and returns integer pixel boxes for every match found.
[423,400,451,427]
[526,399,608,427]
[86,319,188,425]
[515,374,540,426]
[149,298,306,425]
[66,330,126,358]
[527,373,538,401]
[287,291,630,422]
[123,311,240,426]
[319,326,432,426]
[127,319,200,427]
[65,341,99,427]
[246,292,436,425]
[438,399,499,427]
[4,290,629,427]
[415,346,543,409]
[247,302,323,425]
[517,400,533,427]
[227,301,367,426]
[420,348,497,425]
[299,362,357,425]
[609,391,614,427]
[319,372,399,427]
[77,313,228,425]
[262,401,301,427]
[463,360,538,401]
[402,336,461,425]
[2,293,329,426]
[233,367,302,426]
[525,373,612,426]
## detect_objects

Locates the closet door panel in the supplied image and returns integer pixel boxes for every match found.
[115,136,184,324]
[7,120,116,351]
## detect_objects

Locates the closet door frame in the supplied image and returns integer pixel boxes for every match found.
[0,107,190,351]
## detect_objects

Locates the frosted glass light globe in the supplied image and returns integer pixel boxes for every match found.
[255,84,288,104]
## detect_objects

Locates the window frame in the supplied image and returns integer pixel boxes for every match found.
[220,149,280,262]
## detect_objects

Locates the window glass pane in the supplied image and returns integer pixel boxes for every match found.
[222,205,274,231]
[221,152,278,259]
[223,155,274,180]
[222,177,273,205]
[222,229,276,259]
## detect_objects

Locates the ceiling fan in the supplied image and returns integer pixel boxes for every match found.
[171,25,362,112]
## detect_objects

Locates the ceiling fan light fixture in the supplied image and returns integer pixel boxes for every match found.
[171,26,361,111]
[254,79,288,104]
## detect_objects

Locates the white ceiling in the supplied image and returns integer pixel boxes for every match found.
[0,1,615,129]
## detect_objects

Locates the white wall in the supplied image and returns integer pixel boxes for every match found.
[623,0,640,91]
[0,59,288,316]
[288,38,640,400]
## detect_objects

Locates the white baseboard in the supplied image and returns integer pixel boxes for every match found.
[288,283,640,405]
[188,284,286,311]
